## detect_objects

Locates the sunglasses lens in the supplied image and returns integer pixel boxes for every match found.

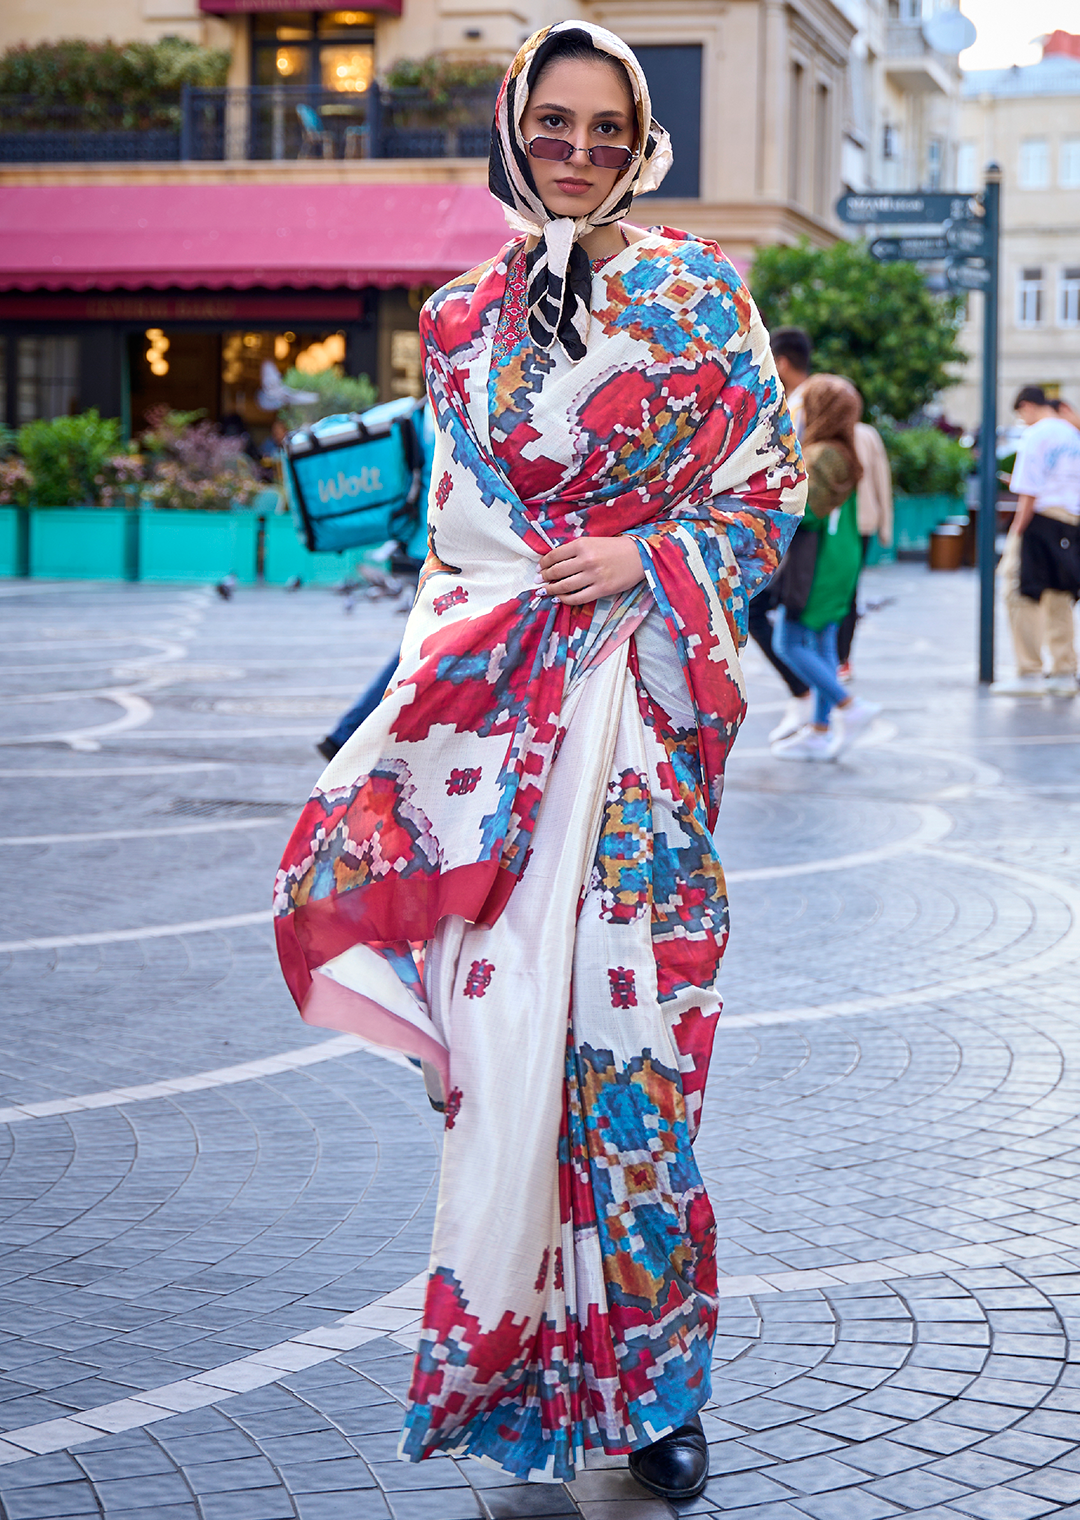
[590,146,633,169]
[529,137,572,161]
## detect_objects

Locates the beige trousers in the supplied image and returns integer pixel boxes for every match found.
[998,511,1079,677]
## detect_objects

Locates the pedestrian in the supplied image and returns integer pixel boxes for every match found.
[771,374,881,759]
[836,414,894,681]
[991,385,1080,696]
[770,327,811,437]
[756,326,815,742]
[274,19,804,1501]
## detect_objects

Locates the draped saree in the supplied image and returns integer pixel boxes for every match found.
[274,225,805,1481]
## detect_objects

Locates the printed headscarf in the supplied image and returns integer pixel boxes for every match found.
[488,20,673,362]
[801,374,864,501]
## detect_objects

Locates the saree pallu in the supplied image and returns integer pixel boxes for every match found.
[275,227,805,1481]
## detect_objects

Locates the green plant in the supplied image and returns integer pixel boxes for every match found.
[749,238,968,425]
[879,424,974,497]
[17,412,123,507]
[0,37,230,128]
[383,53,504,101]
[279,367,378,430]
[138,407,256,511]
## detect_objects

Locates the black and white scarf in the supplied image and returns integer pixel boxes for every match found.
[488,20,673,362]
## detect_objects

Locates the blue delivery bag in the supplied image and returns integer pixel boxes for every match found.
[282,396,429,554]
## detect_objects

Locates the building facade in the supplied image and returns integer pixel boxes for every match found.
[949,35,1080,430]
[0,0,965,435]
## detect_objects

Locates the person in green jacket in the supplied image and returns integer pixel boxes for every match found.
[772,374,881,761]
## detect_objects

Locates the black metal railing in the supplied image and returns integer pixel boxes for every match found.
[181,84,496,161]
[0,96,182,162]
[0,84,497,163]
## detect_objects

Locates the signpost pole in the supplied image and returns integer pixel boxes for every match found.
[976,164,1001,685]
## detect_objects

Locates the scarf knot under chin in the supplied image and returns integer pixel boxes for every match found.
[488,20,673,362]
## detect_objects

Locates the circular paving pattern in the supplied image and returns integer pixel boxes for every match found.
[3,568,1080,1520]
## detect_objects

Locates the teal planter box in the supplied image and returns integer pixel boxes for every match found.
[0,507,29,576]
[138,508,259,584]
[866,494,965,565]
[28,507,138,580]
[262,511,370,586]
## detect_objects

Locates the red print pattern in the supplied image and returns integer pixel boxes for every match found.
[608,967,638,1008]
[445,767,481,795]
[463,959,494,999]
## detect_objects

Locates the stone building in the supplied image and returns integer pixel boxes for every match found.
[0,0,964,431]
[949,31,1080,430]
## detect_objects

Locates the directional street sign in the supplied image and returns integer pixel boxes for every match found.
[836,192,980,225]
[945,259,992,291]
[870,235,950,261]
[946,221,989,254]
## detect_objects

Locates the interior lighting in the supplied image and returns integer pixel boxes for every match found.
[145,328,170,377]
[295,333,346,373]
[274,334,293,361]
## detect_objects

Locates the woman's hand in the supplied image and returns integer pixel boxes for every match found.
[539,536,646,605]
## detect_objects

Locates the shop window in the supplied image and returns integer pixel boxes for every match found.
[1062,268,1080,328]
[1019,138,1049,188]
[1061,138,1080,188]
[1017,268,1044,327]
[252,11,375,94]
[16,336,79,424]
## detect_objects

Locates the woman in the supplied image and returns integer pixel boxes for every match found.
[274,20,804,1498]
[771,375,879,760]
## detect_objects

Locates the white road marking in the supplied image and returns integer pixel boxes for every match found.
[0,1033,367,1125]
[0,910,272,955]
[0,818,286,847]
[0,764,230,778]
[726,803,951,883]
[0,1238,1068,1465]
[722,846,1080,1028]
[0,692,153,752]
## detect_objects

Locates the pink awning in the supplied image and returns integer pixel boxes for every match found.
[0,184,510,292]
[200,1,401,12]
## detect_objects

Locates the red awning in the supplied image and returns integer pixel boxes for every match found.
[0,184,510,293]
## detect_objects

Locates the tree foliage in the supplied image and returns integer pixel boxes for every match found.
[382,53,504,100]
[279,367,378,430]
[749,238,968,424]
[879,424,973,497]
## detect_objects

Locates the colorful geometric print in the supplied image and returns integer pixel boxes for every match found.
[273,224,805,1481]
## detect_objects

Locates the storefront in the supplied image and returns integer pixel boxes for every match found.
[0,181,504,435]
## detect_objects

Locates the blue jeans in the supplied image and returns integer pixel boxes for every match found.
[327,651,401,748]
[774,610,846,726]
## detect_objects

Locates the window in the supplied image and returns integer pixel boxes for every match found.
[16,337,79,424]
[883,123,899,161]
[814,84,830,214]
[1063,267,1080,327]
[1019,138,1049,187]
[789,62,804,203]
[1062,138,1080,188]
[252,10,375,93]
[926,136,942,190]
[956,140,977,191]
[633,46,702,199]
[1017,267,1044,326]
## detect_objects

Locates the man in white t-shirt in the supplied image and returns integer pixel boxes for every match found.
[992,386,1080,696]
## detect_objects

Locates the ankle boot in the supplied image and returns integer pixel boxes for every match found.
[628,1414,709,1500]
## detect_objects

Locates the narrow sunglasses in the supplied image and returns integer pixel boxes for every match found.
[525,135,638,170]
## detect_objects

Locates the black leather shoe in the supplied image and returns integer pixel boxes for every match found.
[629,1415,709,1500]
[316,736,340,762]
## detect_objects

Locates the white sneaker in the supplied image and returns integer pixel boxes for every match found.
[768,694,813,743]
[771,724,839,761]
[834,696,882,754]
[989,674,1047,696]
[1046,675,1079,696]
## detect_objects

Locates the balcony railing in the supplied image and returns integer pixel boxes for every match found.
[0,85,497,164]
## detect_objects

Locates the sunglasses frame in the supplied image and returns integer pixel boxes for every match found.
[524,134,639,171]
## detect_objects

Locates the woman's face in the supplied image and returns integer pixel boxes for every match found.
[522,56,636,221]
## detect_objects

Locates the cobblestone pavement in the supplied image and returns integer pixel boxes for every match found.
[3,565,1080,1520]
